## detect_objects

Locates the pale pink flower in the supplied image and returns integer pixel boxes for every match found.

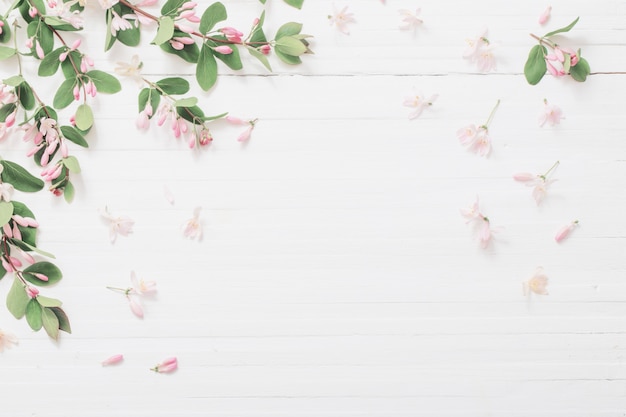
[114,55,143,84]
[102,354,124,366]
[0,180,15,203]
[477,218,493,248]
[538,99,564,127]
[523,267,549,296]
[461,197,498,248]
[100,206,134,243]
[398,8,422,31]
[463,28,488,60]
[328,5,355,35]
[0,328,18,352]
[151,356,178,373]
[403,91,437,120]
[468,128,491,157]
[460,196,481,223]
[136,103,152,130]
[98,0,119,9]
[475,44,497,72]
[514,161,559,205]
[555,220,579,243]
[458,100,499,157]
[128,296,144,318]
[539,6,552,25]
[463,28,496,72]
[130,270,157,295]
[110,10,136,36]
[182,207,202,240]
[26,285,39,298]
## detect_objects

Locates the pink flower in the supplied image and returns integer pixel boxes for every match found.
[219,27,243,42]
[102,354,124,366]
[328,5,355,35]
[98,0,119,9]
[136,103,153,130]
[398,8,422,31]
[259,44,271,55]
[523,267,549,296]
[227,117,258,142]
[468,128,491,157]
[182,207,202,240]
[130,270,157,295]
[461,197,498,248]
[538,99,564,127]
[457,100,499,158]
[555,220,578,243]
[110,10,136,36]
[463,28,496,72]
[539,6,552,25]
[477,218,493,248]
[0,328,18,352]
[475,44,497,72]
[100,206,134,243]
[403,91,437,120]
[151,356,178,373]
[460,196,481,223]
[514,161,559,205]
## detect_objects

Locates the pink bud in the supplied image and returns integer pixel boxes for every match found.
[555,220,578,243]
[178,10,195,19]
[260,44,271,55]
[35,41,44,59]
[27,144,43,157]
[73,85,80,101]
[169,40,184,51]
[71,39,81,50]
[214,45,233,55]
[545,60,559,76]
[10,257,22,268]
[32,272,49,282]
[12,223,21,240]
[180,1,196,9]
[26,286,39,298]
[3,223,13,238]
[59,52,68,62]
[102,354,124,366]
[538,6,551,25]
[237,126,253,142]
[19,249,35,265]
[5,111,16,127]
[28,7,37,17]
[153,356,178,373]
[570,53,579,67]
[40,152,50,167]
[25,38,33,48]
[513,172,537,182]
[177,24,194,34]
[69,115,76,126]
[1,257,13,273]
[226,115,246,125]
[60,141,68,158]
[553,47,565,63]
[252,17,259,26]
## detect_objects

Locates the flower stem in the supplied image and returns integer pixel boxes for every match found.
[542,160,560,178]
[530,33,555,49]
[484,99,500,128]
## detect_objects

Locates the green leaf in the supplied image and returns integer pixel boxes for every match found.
[38,24,54,54]
[247,46,272,71]
[3,75,24,86]
[138,88,160,114]
[38,295,62,308]
[86,70,121,94]
[104,9,116,52]
[524,44,547,85]
[543,17,580,38]
[7,278,29,319]
[38,47,64,76]
[0,201,14,227]
[50,307,71,334]
[62,156,81,173]
[17,82,35,110]
[196,45,218,91]
[25,299,43,331]
[274,36,307,56]
[0,46,16,60]
[199,2,227,34]
[283,0,304,8]
[173,97,198,107]
[250,11,267,43]
[569,57,590,82]
[60,125,89,147]
[0,160,44,192]
[75,104,94,130]
[53,78,76,109]
[0,261,6,280]
[117,25,141,46]
[259,0,266,3]
[23,261,63,287]
[0,17,11,44]
[0,103,16,122]
[159,33,199,63]
[42,307,60,339]
[63,181,75,203]
[275,22,302,40]
[177,105,205,124]
[34,106,57,121]
[156,77,190,95]
[11,201,37,248]
[274,48,301,65]
[152,16,175,45]
[202,111,228,122]
[161,0,186,16]
[9,238,55,259]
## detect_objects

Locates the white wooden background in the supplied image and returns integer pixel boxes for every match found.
[2,0,626,415]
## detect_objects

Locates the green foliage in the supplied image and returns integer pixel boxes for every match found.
[159,32,199,63]
[196,45,218,90]
[161,0,186,16]
[0,46,16,60]
[569,56,591,82]
[26,299,43,331]
[38,48,64,76]
[0,17,11,44]
[60,126,89,148]
[6,278,29,319]
[75,104,94,130]
[156,77,190,95]
[53,78,76,109]
[524,45,547,85]
[543,17,579,38]
[199,2,227,34]
[86,70,122,94]
[0,201,14,227]
[152,16,175,45]
[17,82,35,110]
[23,261,63,287]
[0,160,45,192]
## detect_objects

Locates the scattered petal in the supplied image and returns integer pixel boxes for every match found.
[538,6,552,25]
[555,220,579,243]
[151,356,178,373]
[102,354,124,366]
[539,99,564,127]
[163,185,175,205]
[399,8,422,31]
[182,207,203,240]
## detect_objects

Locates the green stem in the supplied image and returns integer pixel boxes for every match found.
[530,33,555,49]
[541,160,560,179]
[483,99,500,128]
[2,0,21,20]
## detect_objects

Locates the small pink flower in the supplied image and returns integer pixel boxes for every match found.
[328,5,355,35]
[152,356,178,373]
[463,28,496,72]
[403,91,437,120]
[461,197,498,248]
[259,44,271,55]
[555,220,579,243]
[539,6,552,25]
[31,272,49,282]
[460,196,481,223]
[457,100,499,158]
[130,270,157,295]
[182,207,202,240]
[538,99,564,127]
[398,8,422,31]
[102,354,124,366]
[523,267,549,296]
[477,218,493,248]
[100,206,134,243]
[514,161,559,205]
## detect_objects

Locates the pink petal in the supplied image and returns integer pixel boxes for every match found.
[128,297,144,318]
[102,354,124,366]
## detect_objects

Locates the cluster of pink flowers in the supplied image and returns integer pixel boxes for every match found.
[457,100,500,157]
[23,118,69,167]
[0,84,17,141]
[463,28,496,72]
[545,45,580,78]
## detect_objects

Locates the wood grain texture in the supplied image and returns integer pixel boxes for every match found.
[1,0,625,415]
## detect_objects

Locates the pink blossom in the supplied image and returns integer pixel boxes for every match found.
[182,207,202,240]
[328,5,355,35]
[514,161,559,205]
[259,44,271,55]
[477,218,493,248]
[110,10,136,36]
[152,356,178,373]
[102,354,124,366]
[100,206,134,243]
[226,116,247,125]
[512,172,537,183]
[538,99,564,127]
[12,214,39,228]
[0,328,18,352]
[463,28,497,72]
[461,197,498,248]
[523,267,549,296]
[130,270,157,295]
[31,273,49,282]
[555,220,578,243]
[219,27,243,42]
[26,285,39,298]
[403,91,437,120]
[457,100,499,157]
[475,44,497,72]
[237,126,253,142]
[460,196,481,223]
[539,6,552,25]
[35,40,45,59]
[468,129,491,156]
[398,8,422,31]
